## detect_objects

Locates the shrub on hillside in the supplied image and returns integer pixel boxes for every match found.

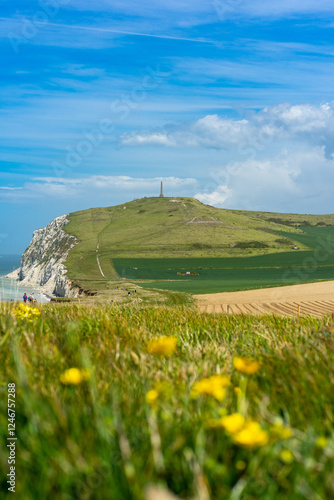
[235,241,269,249]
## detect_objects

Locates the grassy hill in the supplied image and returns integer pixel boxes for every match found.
[63,197,334,295]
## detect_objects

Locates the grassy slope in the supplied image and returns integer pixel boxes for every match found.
[2,302,334,499]
[245,210,334,227]
[64,197,309,279]
[62,197,334,295]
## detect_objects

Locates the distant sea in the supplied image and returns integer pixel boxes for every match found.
[0,255,21,276]
[0,255,49,302]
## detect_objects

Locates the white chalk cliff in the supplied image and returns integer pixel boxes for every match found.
[14,215,79,297]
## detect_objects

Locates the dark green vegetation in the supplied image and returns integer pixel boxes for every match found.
[62,197,334,295]
[1,303,334,499]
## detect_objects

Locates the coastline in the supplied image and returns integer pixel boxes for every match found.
[4,268,20,280]
[0,273,54,303]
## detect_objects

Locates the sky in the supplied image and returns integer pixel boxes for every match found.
[1,1,334,253]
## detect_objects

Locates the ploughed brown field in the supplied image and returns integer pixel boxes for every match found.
[195,280,334,318]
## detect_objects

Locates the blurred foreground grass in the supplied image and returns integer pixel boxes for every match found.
[1,302,334,499]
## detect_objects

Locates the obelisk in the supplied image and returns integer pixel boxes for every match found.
[159,181,164,197]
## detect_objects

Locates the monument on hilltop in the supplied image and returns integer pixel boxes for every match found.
[159,181,164,197]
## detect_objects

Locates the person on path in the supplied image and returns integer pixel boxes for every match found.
[23,293,28,303]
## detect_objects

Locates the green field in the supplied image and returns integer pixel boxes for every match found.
[276,226,334,249]
[1,302,334,499]
[112,227,334,293]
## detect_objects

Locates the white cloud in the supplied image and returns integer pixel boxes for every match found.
[121,133,177,147]
[194,147,334,213]
[195,185,232,206]
[120,115,253,149]
[120,102,334,158]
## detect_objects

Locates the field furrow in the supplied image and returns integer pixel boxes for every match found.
[198,299,334,318]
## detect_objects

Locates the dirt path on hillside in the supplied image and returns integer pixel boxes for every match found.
[96,238,105,278]
[195,281,334,317]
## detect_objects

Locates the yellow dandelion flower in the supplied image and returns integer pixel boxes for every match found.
[191,374,230,402]
[233,357,260,375]
[147,336,177,356]
[60,368,91,385]
[279,449,294,463]
[232,421,268,447]
[220,413,245,434]
[145,381,172,407]
[13,303,41,320]
[316,436,328,449]
[146,389,159,407]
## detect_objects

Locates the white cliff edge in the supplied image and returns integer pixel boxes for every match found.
[7,215,79,298]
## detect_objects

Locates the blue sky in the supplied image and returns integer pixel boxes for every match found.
[1,1,334,253]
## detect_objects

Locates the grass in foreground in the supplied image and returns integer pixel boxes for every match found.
[1,303,334,499]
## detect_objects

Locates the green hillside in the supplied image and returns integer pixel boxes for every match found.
[63,197,334,295]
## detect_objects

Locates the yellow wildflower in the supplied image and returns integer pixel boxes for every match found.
[271,424,292,440]
[209,413,268,448]
[279,449,294,463]
[147,336,177,356]
[60,368,91,385]
[233,357,260,375]
[145,381,172,407]
[232,421,269,447]
[316,436,328,449]
[146,389,159,407]
[234,387,242,396]
[13,303,41,320]
[220,413,245,434]
[191,374,230,402]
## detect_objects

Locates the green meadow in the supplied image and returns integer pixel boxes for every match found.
[1,302,334,499]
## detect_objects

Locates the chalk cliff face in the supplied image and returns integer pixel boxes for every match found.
[18,215,79,297]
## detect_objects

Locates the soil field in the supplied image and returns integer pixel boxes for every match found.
[195,280,334,318]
